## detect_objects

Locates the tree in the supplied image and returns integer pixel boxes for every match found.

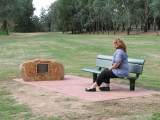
[86,0,95,34]
[121,0,135,35]
[14,0,35,32]
[106,0,119,35]
[32,15,42,32]
[39,7,48,31]
[58,0,73,33]
[47,1,61,31]
[41,0,160,34]
[150,0,160,31]
[0,0,21,34]
[144,0,149,32]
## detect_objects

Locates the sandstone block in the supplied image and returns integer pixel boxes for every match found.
[19,59,64,81]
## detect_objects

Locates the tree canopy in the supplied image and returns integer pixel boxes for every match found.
[0,0,40,33]
[0,0,160,34]
[45,0,160,34]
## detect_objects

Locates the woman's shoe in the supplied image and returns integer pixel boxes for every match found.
[85,88,96,92]
[99,87,110,91]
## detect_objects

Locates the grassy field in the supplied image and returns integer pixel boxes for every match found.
[0,32,160,90]
[0,32,160,120]
[0,30,7,36]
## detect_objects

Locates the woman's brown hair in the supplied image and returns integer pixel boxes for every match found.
[114,38,127,52]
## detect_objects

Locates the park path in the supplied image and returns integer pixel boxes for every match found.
[0,32,50,38]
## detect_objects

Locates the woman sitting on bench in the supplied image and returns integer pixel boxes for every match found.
[85,38,129,92]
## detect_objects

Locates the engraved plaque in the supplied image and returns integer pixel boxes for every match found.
[37,64,48,74]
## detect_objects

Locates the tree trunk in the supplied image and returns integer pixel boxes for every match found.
[112,19,116,35]
[104,25,106,32]
[127,27,130,35]
[96,20,99,34]
[122,22,125,32]
[136,24,138,33]
[144,20,148,32]
[72,29,74,34]
[89,24,91,34]
[113,25,116,35]
[97,17,99,34]
[148,22,150,30]
[136,17,138,32]
[6,18,9,35]
[144,0,148,32]
[81,19,83,33]
[158,20,160,30]
[92,23,95,34]
[153,12,156,31]
[127,14,130,35]
[101,22,104,34]
[141,25,143,30]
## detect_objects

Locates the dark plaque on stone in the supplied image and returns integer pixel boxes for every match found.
[37,64,48,74]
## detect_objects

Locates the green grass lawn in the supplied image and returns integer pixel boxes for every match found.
[0,32,160,90]
[0,30,7,36]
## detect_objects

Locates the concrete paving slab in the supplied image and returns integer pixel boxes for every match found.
[13,75,160,102]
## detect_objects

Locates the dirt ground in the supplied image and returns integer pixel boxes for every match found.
[0,78,160,120]
[0,32,50,38]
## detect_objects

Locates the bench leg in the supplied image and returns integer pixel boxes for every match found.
[93,73,97,83]
[129,79,135,91]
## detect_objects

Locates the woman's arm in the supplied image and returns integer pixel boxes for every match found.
[109,62,120,70]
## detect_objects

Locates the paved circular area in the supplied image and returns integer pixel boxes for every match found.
[13,75,160,101]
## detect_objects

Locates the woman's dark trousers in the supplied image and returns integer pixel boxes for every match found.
[96,68,118,86]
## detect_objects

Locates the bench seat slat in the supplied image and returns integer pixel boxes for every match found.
[82,68,101,74]
[83,68,137,80]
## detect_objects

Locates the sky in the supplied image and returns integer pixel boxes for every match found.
[33,0,57,17]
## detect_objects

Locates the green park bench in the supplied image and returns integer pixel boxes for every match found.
[82,55,145,91]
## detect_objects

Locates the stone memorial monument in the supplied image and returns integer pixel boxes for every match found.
[19,59,64,81]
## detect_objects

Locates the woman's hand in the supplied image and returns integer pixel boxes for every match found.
[109,62,120,70]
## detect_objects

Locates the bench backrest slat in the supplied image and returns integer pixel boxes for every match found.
[128,63,143,74]
[96,55,145,74]
[96,59,112,68]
